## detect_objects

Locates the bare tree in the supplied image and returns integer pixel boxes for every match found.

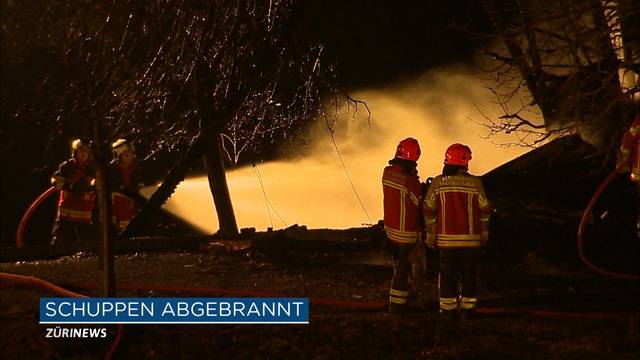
[120,0,340,237]
[2,1,349,244]
[479,0,639,151]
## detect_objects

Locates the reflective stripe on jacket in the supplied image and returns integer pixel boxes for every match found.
[382,164,423,244]
[423,172,490,248]
[53,159,95,223]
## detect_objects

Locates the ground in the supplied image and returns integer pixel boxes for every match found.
[1,235,639,359]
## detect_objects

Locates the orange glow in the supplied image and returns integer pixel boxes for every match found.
[149,69,532,233]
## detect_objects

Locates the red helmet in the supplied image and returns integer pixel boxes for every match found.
[395,137,421,161]
[444,143,472,166]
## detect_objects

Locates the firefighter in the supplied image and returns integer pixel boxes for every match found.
[423,143,491,319]
[109,139,141,231]
[51,139,96,246]
[382,137,427,313]
[616,112,640,237]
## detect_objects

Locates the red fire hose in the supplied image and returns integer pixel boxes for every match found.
[16,186,57,248]
[2,270,632,360]
[577,168,640,281]
[0,272,124,360]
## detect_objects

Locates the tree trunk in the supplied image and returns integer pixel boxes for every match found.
[92,121,115,297]
[203,132,239,236]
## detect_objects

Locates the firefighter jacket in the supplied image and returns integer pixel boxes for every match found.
[618,114,640,182]
[52,159,96,223]
[382,164,424,244]
[423,172,491,248]
[109,161,141,228]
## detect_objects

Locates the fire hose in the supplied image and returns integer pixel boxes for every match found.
[16,186,57,248]
[6,166,634,357]
[1,271,632,357]
[577,168,640,281]
[0,272,123,360]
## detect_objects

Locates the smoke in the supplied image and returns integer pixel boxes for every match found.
[155,67,531,233]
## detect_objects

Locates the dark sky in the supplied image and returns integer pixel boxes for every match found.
[304,0,490,88]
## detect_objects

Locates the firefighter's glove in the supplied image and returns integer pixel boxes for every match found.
[408,240,427,281]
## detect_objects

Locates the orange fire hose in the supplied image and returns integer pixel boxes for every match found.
[577,168,640,281]
[16,186,57,248]
[0,272,124,360]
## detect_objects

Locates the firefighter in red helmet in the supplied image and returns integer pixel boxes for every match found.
[423,143,491,318]
[51,139,96,245]
[382,137,428,312]
[616,112,640,237]
[109,139,141,231]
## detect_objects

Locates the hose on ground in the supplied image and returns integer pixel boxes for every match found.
[0,272,124,360]
[16,186,57,248]
[577,168,640,281]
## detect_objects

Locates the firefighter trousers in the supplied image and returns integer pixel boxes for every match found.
[389,242,413,305]
[51,219,95,246]
[439,248,479,311]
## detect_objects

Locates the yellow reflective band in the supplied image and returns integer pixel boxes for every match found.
[400,189,406,231]
[438,240,480,248]
[440,193,446,234]
[438,234,482,240]
[425,192,437,209]
[461,297,477,309]
[386,235,418,244]
[439,297,458,310]
[384,227,419,244]
[440,297,457,303]
[435,187,479,195]
[409,192,419,206]
[382,179,407,192]
[467,193,474,235]
[389,296,407,304]
[390,288,409,297]
[384,227,419,235]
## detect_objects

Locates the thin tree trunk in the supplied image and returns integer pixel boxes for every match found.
[202,132,239,236]
[92,121,115,297]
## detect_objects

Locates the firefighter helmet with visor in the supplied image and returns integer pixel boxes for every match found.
[395,137,421,162]
[112,139,135,160]
[444,143,472,166]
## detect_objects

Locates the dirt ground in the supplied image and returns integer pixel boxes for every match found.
[1,239,639,360]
